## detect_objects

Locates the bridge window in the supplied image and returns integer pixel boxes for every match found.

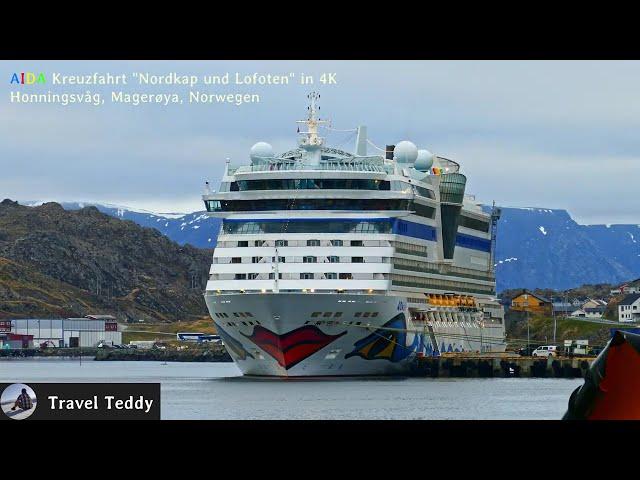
[233,178,391,191]
[206,198,410,213]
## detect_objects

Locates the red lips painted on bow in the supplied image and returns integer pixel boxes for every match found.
[242,325,347,370]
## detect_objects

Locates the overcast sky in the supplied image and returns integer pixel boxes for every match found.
[2,60,639,224]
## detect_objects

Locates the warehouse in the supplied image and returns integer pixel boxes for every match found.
[8,315,121,348]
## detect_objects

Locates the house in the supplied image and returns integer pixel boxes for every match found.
[552,301,574,315]
[582,298,607,309]
[571,298,586,307]
[510,290,552,315]
[618,294,640,323]
[610,284,640,296]
[570,306,606,319]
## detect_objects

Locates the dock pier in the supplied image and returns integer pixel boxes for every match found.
[409,354,592,379]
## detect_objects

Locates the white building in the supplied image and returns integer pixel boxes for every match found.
[570,307,605,319]
[10,316,121,347]
[618,294,640,323]
[610,284,640,296]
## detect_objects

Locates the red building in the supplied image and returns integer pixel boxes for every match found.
[0,333,34,349]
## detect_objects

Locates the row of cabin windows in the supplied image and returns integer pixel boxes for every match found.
[234,240,361,247]
[300,273,353,280]
[390,274,496,295]
[230,256,365,264]
[224,321,261,327]
[232,273,365,280]
[303,320,372,327]
[223,221,391,236]
[213,311,254,319]
[311,311,343,318]
[308,311,378,318]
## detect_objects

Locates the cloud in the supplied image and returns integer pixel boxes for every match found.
[1,60,639,223]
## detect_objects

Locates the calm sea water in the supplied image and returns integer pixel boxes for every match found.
[0,358,582,420]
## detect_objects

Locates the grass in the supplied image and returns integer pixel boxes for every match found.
[121,317,215,343]
[507,313,612,348]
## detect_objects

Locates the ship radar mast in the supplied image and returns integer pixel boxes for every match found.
[297,92,328,164]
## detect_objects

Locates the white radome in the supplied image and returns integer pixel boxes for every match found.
[250,142,274,162]
[415,149,434,171]
[393,141,418,164]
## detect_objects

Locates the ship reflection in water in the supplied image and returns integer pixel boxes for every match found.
[3,359,581,420]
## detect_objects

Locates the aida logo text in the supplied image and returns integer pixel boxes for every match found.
[10,72,47,85]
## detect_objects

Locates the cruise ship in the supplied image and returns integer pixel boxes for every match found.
[203,93,505,377]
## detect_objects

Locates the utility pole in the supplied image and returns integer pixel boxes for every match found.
[524,294,530,354]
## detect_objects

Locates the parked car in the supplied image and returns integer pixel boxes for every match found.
[516,345,542,356]
[532,345,559,357]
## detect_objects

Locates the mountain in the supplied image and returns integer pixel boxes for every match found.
[486,206,640,291]
[17,201,640,292]
[0,199,213,322]
[22,201,222,249]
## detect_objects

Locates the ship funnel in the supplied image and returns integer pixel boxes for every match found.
[355,125,367,156]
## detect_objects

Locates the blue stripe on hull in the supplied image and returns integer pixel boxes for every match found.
[455,232,491,252]
[223,217,490,251]
[392,219,436,241]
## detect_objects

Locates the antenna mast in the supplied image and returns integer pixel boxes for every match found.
[297,92,328,148]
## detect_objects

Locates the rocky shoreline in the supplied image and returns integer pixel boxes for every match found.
[94,346,232,362]
[0,346,233,362]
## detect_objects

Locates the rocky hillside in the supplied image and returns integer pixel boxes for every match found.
[0,199,213,322]
[27,201,222,249]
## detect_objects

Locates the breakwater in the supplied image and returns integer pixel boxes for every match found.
[0,346,232,362]
[94,346,232,362]
[0,348,97,358]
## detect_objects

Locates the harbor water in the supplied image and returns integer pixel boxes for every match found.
[0,358,582,420]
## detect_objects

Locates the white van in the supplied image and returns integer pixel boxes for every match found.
[532,345,559,357]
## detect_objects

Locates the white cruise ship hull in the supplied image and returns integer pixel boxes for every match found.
[205,292,503,377]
